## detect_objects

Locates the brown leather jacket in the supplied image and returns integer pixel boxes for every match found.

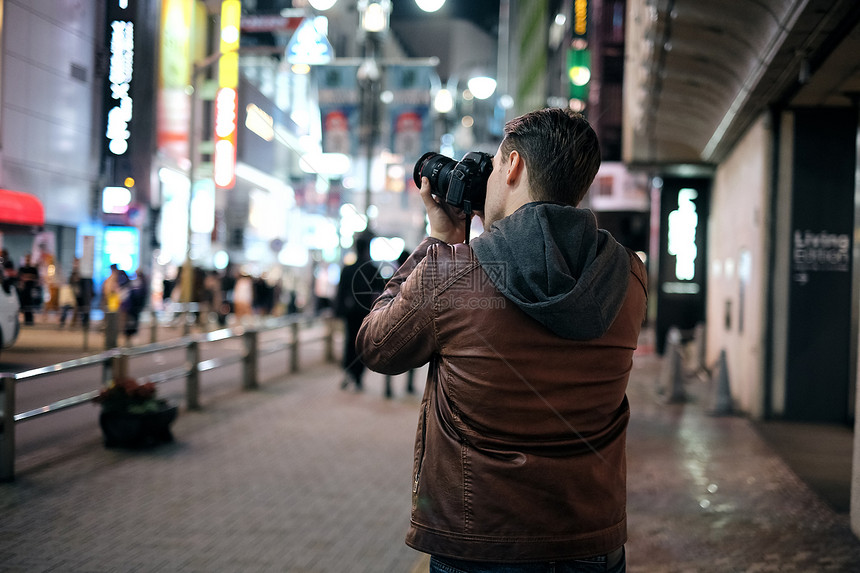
[357,205,648,562]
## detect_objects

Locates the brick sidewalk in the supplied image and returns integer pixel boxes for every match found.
[2,330,860,572]
[1,361,427,572]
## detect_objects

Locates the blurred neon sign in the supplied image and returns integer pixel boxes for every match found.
[213,87,238,188]
[667,188,698,281]
[214,1,241,190]
[219,0,241,88]
[106,19,134,155]
[574,0,587,36]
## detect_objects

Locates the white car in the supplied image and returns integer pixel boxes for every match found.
[0,278,20,355]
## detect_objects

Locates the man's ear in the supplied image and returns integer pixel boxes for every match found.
[506,150,525,186]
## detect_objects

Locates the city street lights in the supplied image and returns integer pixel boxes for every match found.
[357,0,391,222]
[433,68,501,157]
[415,0,446,11]
[466,76,497,100]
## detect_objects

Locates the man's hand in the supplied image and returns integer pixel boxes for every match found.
[419,177,468,244]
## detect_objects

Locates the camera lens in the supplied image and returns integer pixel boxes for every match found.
[413,152,456,199]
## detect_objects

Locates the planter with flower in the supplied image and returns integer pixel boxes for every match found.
[93,378,177,448]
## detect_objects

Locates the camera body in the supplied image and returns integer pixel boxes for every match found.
[413,151,493,213]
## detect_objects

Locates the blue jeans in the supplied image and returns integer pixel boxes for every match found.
[429,547,625,573]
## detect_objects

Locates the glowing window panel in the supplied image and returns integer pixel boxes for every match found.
[102,186,132,214]
[102,226,140,274]
[245,104,274,141]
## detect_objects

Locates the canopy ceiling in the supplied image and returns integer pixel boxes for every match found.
[623,0,860,168]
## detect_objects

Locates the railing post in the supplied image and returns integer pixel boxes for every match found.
[186,339,201,410]
[82,309,90,351]
[183,303,192,336]
[243,329,259,390]
[290,322,300,373]
[150,309,159,344]
[0,374,16,482]
[111,353,128,383]
[102,352,114,387]
[104,311,119,349]
[324,316,335,363]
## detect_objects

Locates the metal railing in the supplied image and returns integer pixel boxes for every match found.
[0,312,338,482]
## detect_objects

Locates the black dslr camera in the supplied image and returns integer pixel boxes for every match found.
[413,151,493,214]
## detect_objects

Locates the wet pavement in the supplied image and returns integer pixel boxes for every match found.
[1,322,859,572]
[624,349,860,572]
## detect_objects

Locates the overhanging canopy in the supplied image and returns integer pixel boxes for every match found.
[0,188,45,226]
[624,0,860,167]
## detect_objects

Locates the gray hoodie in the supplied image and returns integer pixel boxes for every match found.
[470,202,631,340]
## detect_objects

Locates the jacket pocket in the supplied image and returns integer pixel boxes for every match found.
[413,401,429,508]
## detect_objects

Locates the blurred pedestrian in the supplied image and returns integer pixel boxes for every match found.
[162,265,178,304]
[57,271,77,328]
[193,266,207,324]
[39,250,59,317]
[1,250,16,288]
[253,275,269,316]
[233,272,253,322]
[218,267,236,326]
[0,249,11,278]
[334,233,385,391]
[203,270,223,326]
[73,261,94,329]
[101,264,127,314]
[17,253,41,325]
[122,268,149,345]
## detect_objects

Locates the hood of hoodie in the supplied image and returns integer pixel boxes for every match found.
[470,202,631,340]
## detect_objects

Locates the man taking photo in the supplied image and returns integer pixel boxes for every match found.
[357,107,647,572]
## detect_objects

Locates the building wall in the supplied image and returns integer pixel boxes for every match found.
[706,114,772,418]
[779,108,856,423]
[1,0,99,227]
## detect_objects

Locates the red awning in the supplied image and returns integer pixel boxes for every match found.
[0,188,45,226]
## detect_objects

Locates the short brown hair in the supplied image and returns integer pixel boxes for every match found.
[499,108,601,206]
